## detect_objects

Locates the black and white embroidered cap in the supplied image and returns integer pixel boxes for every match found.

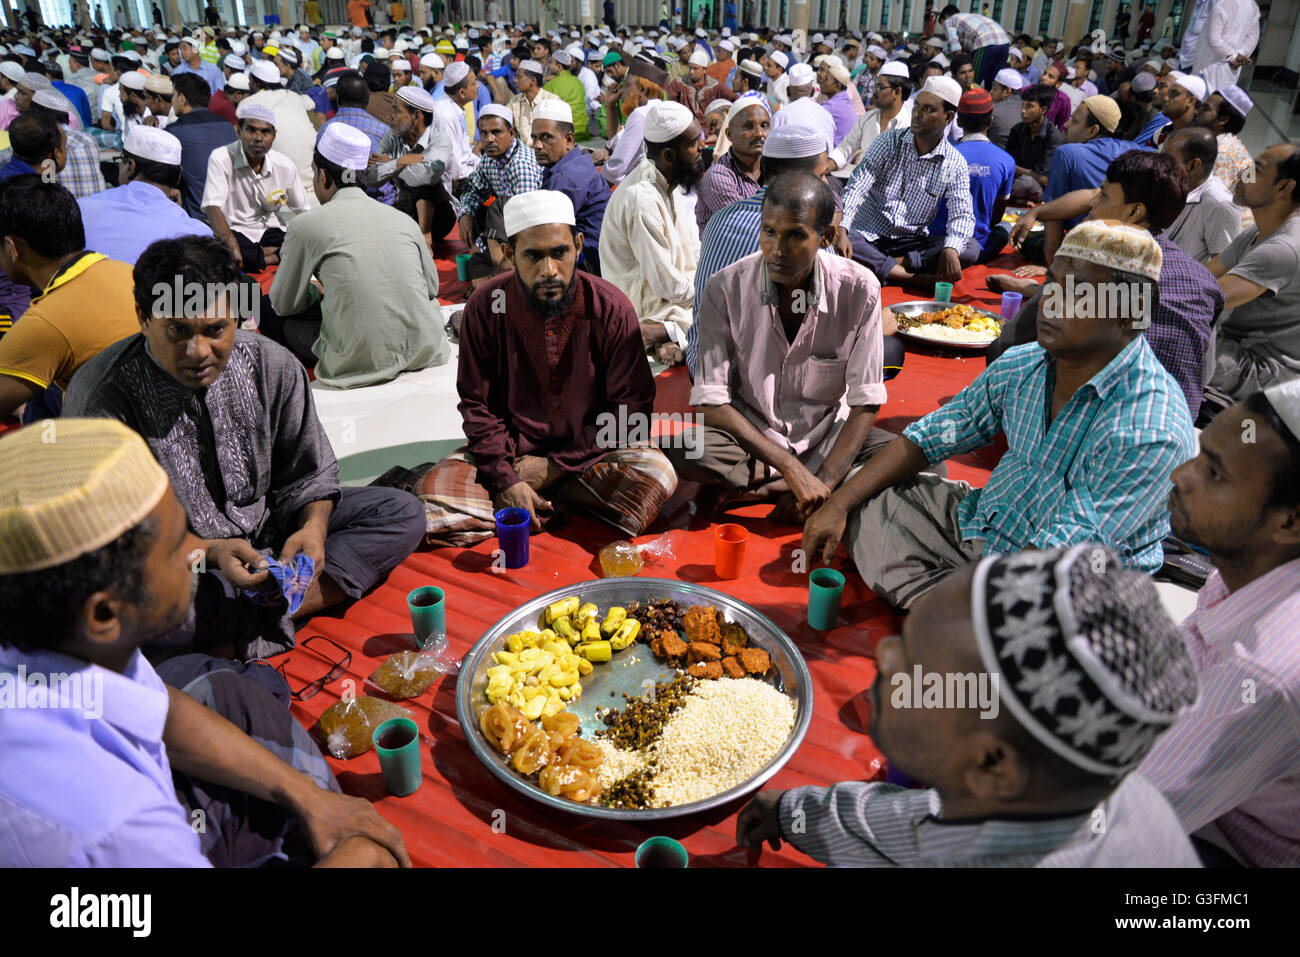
[971,544,1199,777]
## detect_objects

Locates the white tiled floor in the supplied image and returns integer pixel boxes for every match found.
[1240,74,1299,155]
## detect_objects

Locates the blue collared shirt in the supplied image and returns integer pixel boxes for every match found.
[686,187,766,376]
[79,181,213,265]
[541,146,609,262]
[902,338,1195,572]
[172,58,225,92]
[0,645,211,867]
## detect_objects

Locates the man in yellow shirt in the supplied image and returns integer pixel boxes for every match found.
[390,0,407,21]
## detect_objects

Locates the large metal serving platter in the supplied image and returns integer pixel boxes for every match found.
[455,578,814,821]
[890,299,1004,353]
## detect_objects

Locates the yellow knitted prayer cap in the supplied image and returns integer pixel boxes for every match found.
[0,419,169,574]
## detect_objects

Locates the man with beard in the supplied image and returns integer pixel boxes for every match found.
[418,190,677,545]
[457,104,545,285]
[506,58,561,148]
[201,102,310,272]
[418,51,445,96]
[532,98,608,275]
[1140,379,1300,867]
[368,85,457,248]
[0,418,410,868]
[64,236,427,659]
[601,101,704,366]
[694,94,768,234]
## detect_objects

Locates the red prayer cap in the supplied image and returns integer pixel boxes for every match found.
[958,87,993,113]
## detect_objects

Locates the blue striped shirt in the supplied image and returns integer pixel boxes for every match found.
[902,338,1195,572]
[686,187,766,377]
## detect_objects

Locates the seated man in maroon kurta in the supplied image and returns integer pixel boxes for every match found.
[418,190,678,546]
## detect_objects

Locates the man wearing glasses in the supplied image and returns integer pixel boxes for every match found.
[829,60,913,187]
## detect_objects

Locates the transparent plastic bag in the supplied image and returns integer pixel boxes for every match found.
[317,696,414,759]
[598,531,677,577]
[368,648,450,700]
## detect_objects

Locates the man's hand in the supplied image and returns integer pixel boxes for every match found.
[396,151,424,168]
[881,306,897,337]
[736,789,786,851]
[458,214,475,247]
[495,480,552,532]
[832,225,853,258]
[589,147,610,164]
[802,499,848,566]
[370,152,392,166]
[936,247,963,284]
[207,538,271,589]
[226,240,244,271]
[768,493,805,526]
[781,459,831,515]
[291,785,411,867]
[279,522,326,573]
[1009,208,1037,248]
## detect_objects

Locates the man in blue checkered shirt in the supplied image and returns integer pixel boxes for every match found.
[841,76,975,288]
[802,219,1197,610]
[458,103,544,284]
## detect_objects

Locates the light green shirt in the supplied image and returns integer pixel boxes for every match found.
[268,188,451,389]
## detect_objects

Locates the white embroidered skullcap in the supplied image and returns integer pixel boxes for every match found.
[250,59,282,84]
[390,56,411,71]
[1218,84,1253,117]
[223,53,245,70]
[704,97,731,116]
[0,62,25,83]
[125,125,182,165]
[866,44,887,59]
[503,189,575,237]
[517,57,543,75]
[788,62,815,85]
[642,99,694,143]
[769,50,788,69]
[772,96,836,151]
[326,46,345,60]
[566,44,585,61]
[994,67,1024,91]
[1173,73,1207,102]
[421,52,445,69]
[761,123,824,158]
[879,60,910,79]
[688,47,709,67]
[1056,219,1163,281]
[921,74,962,108]
[930,52,950,68]
[236,100,277,126]
[31,89,70,117]
[479,102,513,126]
[1264,379,1300,444]
[552,49,572,66]
[395,84,437,111]
[532,98,573,124]
[119,70,146,91]
[227,71,251,91]
[726,92,769,127]
[317,122,370,170]
[444,60,470,85]
[826,60,851,85]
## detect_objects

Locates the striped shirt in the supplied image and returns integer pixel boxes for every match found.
[686,187,766,376]
[902,338,1196,572]
[778,773,1199,866]
[694,148,761,235]
[1140,558,1300,867]
[944,13,1012,52]
[842,128,976,251]
[57,126,107,199]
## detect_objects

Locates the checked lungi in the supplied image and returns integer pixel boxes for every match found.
[418,446,678,548]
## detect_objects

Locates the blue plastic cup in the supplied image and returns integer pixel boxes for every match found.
[494,507,531,569]
[1000,290,1024,320]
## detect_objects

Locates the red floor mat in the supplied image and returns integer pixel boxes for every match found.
[280,259,1012,868]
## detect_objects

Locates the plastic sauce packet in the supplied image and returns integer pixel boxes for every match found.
[368,649,447,699]
[317,696,414,759]
[637,530,677,567]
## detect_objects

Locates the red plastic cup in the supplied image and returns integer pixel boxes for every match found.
[714,523,749,579]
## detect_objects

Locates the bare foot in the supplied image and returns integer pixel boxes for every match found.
[1012,264,1046,278]
[655,342,684,366]
[987,273,1039,296]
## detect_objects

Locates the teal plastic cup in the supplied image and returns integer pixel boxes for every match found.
[808,568,846,630]
[407,585,446,649]
[372,717,422,797]
[933,281,954,303]
[635,836,689,868]
[456,253,473,281]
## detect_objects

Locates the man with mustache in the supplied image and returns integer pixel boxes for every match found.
[419,190,677,545]
[600,100,705,367]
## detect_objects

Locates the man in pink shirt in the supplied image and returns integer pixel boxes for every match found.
[1141,379,1300,867]
[671,171,903,525]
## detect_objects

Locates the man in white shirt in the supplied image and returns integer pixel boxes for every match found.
[429,60,480,190]
[241,58,320,200]
[831,60,912,183]
[1164,126,1242,263]
[568,45,601,121]
[765,50,790,110]
[201,101,311,272]
[1195,0,1261,93]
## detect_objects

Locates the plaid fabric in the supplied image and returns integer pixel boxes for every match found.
[842,128,975,250]
[694,148,761,235]
[419,445,676,547]
[324,107,391,151]
[1147,233,1222,420]
[57,127,107,198]
[902,337,1196,574]
[459,139,545,221]
[946,12,1011,50]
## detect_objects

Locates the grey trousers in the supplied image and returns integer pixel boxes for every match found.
[845,472,985,610]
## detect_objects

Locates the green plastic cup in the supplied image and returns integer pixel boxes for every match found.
[635,836,689,868]
[455,253,473,281]
[372,717,422,797]
[933,281,954,303]
[808,567,846,630]
[407,585,446,649]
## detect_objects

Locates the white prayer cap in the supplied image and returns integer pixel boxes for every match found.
[1144,58,1162,71]
[223,53,245,70]
[236,101,277,126]
[553,49,573,66]
[517,57,543,75]
[119,70,146,91]
[421,52,445,70]
[532,98,573,124]
[0,62,25,83]
[227,72,251,91]
[826,61,851,85]
[1162,56,1179,70]
[91,48,111,62]
[250,59,282,85]
[867,31,883,42]
[866,44,887,59]
[925,36,944,47]
[503,188,575,238]
[444,60,470,85]
[994,68,1024,91]
[1264,379,1300,444]
[144,74,173,95]
[688,47,709,67]
[393,39,409,52]
[1056,219,1163,281]
[670,36,687,49]
[921,74,962,108]
[879,60,910,79]
[726,93,769,127]
[719,39,734,52]
[278,45,301,66]
[1218,84,1253,117]
[31,89,70,116]
[317,122,370,170]
[125,125,182,165]
[1173,73,1207,102]
[771,98,836,152]
[812,32,824,43]
[230,39,247,54]
[180,35,200,48]
[566,43,585,61]
[930,52,950,68]
[695,27,707,38]
[769,50,788,69]
[643,99,695,143]
[788,62,815,86]
[704,97,731,118]
[390,56,412,71]
[479,102,513,126]
[739,58,763,78]
[395,84,437,112]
